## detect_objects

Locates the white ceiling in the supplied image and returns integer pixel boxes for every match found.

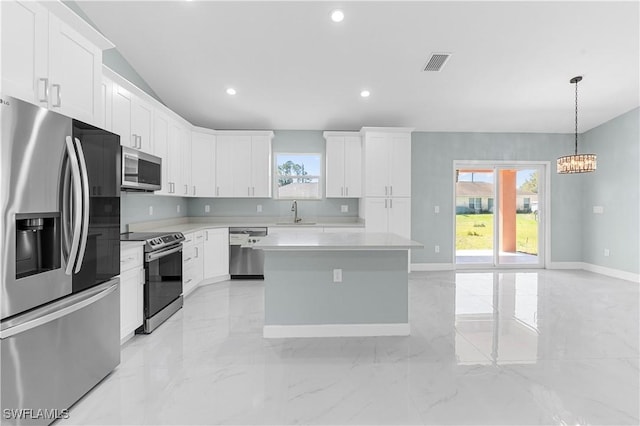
[77,1,639,133]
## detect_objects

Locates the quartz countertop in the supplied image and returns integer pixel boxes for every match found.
[253,232,423,251]
[127,217,364,235]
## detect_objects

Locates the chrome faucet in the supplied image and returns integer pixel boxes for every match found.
[291,200,301,223]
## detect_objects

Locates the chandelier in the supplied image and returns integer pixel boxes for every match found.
[557,76,597,174]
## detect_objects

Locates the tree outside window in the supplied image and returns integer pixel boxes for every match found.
[275,153,321,199]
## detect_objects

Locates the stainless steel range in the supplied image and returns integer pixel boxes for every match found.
[121,232,185,333]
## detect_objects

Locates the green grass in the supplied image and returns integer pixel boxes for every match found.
[456,213,538,255]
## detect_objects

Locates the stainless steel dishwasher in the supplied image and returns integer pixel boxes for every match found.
[229,227,267,279]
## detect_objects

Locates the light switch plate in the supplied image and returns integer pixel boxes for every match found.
[257,204,263,213]
[177,205,181,213]
[593,206,604,214]
[333,269,342,282]
[205,205,210,213]
[341,205,348,213]
[149,206,153,216]
[434,206,440,214]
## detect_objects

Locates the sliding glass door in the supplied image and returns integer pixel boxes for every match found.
[455,163,545,268]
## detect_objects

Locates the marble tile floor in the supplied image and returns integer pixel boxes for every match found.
[60,270,639,425]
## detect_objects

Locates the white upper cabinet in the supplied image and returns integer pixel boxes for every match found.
[362,128,412,198]
[112,83,153,151]
[168,120,186,196]
[152,110,172,195]
[1,0,112,125]
[1,1,48,105]
[99,77,113,131]
[180,130,192,196]
[191,130,216,197]
[215,132,273,198]
[324,132,362,198]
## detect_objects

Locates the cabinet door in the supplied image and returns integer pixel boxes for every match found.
[112,84,132,147]
[364,198,389,233]
[364,134,390,197]
[168,121,185,196]
[344,136,362,197]
[233,136,252,197]
[48,14,101,124]
[250,135,271,197]
[100,77,113,131]
[153,111,171,195]
[131,97,153,152]
[205,228,229,278]
[181,130,192,196]
[191,132,215,197]
[1,0,48,105]
[388,197,411,239]
[325,137,345,197]
[136,268,144,328]
[120,267,141,339]
[389,134,411,197]
[215,136,237,197]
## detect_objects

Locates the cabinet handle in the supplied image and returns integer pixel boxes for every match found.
[216,187,219,196]
[184,184,188,195]
[252,187,255,196]
[39,78,49,103]
[185,278,192,284]
[195,247,199,258]
[52,84,61,107]
[205,232,209,241]
[193,186,196,196]
[385,199,388,209]
[390,199,393,208]
[184,257,192,262]
[341,187,344,196]
[385,186,388,196]
[131,134,137,148]
[390,186,393,196]
[137,135,142,149]
[139,269,145,285]
[247,187,250,196]
[346,187,349,197]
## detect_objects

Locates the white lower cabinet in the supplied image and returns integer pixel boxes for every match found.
[182,231,204,296]
[203,228,229,280]
[120,244,144,343]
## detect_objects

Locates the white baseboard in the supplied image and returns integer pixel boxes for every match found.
[263,323,410,338]
[548,262,639,283]
[547,261,585,270]
[582,263,640,283]
[411,263,455,271]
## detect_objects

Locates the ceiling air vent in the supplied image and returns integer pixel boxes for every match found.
[423,53,451,72]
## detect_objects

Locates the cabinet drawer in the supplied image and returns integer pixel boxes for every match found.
[120,245,143,272]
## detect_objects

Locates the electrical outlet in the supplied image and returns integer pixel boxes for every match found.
[205,205,210,213]
[341,205,348,213]
[435,245,440,253]
[333,268,342,283]
[177,205,181,213]
[434,206,440,214]
[593,206,604,214]
[257,204,262,213]
[604,248,610,257]
[149,206,153,216]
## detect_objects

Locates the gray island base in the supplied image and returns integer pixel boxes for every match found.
[254,232,423,338]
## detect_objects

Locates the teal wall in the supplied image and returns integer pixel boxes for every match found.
[410,132,582,264]
[120,193,188,232]
[188,130,360,219]
[581,108,640,274]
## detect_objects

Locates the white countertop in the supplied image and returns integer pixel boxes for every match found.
[127,217,365,234]
[254,232,423,251]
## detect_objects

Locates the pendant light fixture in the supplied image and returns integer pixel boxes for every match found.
[557,76,596,174]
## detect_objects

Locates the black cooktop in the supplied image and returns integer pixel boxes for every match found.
[121,232,185,252]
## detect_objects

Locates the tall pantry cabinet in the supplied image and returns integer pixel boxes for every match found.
[360,127,413,240]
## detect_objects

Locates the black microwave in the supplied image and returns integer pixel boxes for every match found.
[121,146,162,192]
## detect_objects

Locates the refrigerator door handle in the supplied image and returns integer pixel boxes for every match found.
[73,137,90,274]
[64,136,83,275]
[61,159,72,261]
[0,279,119,339]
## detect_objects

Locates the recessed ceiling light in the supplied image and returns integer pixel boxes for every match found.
[331,9,344,23]
[360,90,370,98]
[226,88,237,96]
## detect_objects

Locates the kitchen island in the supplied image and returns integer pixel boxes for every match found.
[254,232,423,338]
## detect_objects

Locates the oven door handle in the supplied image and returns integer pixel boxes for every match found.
[145,245,182,262]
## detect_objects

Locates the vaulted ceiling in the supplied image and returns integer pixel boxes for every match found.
[77,1,639,133]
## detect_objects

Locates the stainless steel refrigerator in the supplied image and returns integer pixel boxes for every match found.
[0,96,121,426]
